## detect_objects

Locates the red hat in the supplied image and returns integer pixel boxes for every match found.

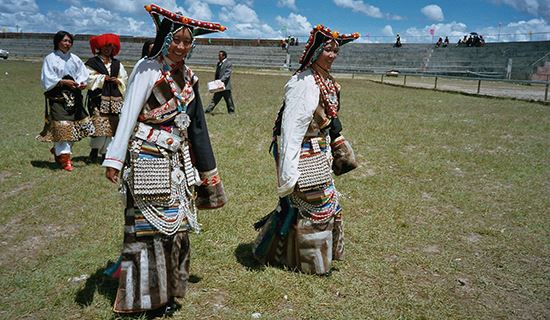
[89,33,121,56]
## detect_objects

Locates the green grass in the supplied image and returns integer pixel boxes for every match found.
[0,60,549,319]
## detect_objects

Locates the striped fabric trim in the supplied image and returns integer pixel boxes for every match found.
[134,207,190,237]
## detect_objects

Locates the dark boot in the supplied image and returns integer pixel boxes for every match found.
[88,148,99,164]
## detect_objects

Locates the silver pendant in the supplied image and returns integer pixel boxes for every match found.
[174,113,190,130]
[328,93,338,104]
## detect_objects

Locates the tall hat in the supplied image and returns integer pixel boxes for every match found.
[145,4,226,58]
[298,25,360,71]
[89,33,121,56]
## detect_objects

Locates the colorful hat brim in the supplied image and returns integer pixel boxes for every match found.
[298,25,360,71]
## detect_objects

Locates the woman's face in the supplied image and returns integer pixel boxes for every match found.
[315,41,339,70]
[100,44,114,58]
[58,35,73,53]
[166,28,193,62]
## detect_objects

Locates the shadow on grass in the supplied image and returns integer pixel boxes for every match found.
[234,242,265,271]
[75,263,118,308]
[30,156,97,170]
[30,160,58,170]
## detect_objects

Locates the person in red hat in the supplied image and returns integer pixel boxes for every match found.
[85,33,128,163]
[103,4,227,315]
[253,25,360,275]
[37,30,94,171]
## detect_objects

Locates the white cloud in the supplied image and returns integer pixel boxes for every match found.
[219,4,259,23]
[404,21,467,42]
[59,0,82,6]
[275,13,311,36]
[230,22,279,38]
[94,0,186,14]
[186,0,213,20]
[381,25,393,36]
[492,0,550,21]
[218,4,282,38]
[201,0,235,5]
[0,0,38,13]
[421,4,444,21]
[333,0,383,18]
[0,6,150,35]
[278,0,297,11]
[480,18,550,42]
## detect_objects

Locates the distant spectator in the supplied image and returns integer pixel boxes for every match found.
[466,35,473,47]
[394,33,402,47]
[443,36,449,47]
[435,37,443,47]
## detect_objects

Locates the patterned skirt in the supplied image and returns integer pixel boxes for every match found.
[253,186,344,275]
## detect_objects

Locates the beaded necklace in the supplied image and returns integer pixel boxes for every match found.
[159,56,193,129]
[312,68,339,118]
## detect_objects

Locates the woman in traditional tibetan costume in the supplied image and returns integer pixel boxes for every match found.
[38,30,94,171]
[85,33,128,163]
[103,4,227,314]
[253,25,359,275]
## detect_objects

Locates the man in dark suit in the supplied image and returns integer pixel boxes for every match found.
[205,50,235,114]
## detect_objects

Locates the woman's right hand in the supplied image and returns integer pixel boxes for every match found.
[106,167,120,183]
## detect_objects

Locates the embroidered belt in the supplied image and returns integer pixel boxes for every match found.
[134,122,182,152]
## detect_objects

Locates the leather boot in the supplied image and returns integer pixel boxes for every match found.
[88,148,99,164]
[58,154,74,171]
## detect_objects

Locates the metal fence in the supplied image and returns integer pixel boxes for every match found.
[351,72,550,102]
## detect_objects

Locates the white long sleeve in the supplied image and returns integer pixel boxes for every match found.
[102,58,161,170]
[277,69,320,197]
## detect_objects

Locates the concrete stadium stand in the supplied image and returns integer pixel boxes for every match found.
[1,33,549,80]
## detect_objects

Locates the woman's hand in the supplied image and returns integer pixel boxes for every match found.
[59,79,78,88]
[105,167,120,183]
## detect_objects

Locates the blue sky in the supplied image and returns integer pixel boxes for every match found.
[0,0,549,43]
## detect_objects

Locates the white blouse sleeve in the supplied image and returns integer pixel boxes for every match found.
[41,53,59,91]
[71,54,89,85]
[277,70,320,197]
[86,66,106,91]
[102,59,160,170]
[117,63,129,97]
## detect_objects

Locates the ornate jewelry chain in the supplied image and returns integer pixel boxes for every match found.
[289,189,341,224]
[312,70,339,118]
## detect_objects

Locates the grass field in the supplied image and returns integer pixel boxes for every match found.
[0,60,549,319]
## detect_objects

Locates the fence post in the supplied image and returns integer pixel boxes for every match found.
[404,75,407,86]
[434,76,438,89]
[381,74,384,83]
[477,80,481,94]
[545,83,549,101]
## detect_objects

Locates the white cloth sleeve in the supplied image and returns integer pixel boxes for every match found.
[277,70,320,197]
[41,53,60,91]
[102,59,160,170]
[117,63,129,96]
[86,66,106,91]
[71,54,89,85]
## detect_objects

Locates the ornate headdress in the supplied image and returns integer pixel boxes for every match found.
[145,4,226,58]
[89,33,121,56]
[298,25,359,71]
